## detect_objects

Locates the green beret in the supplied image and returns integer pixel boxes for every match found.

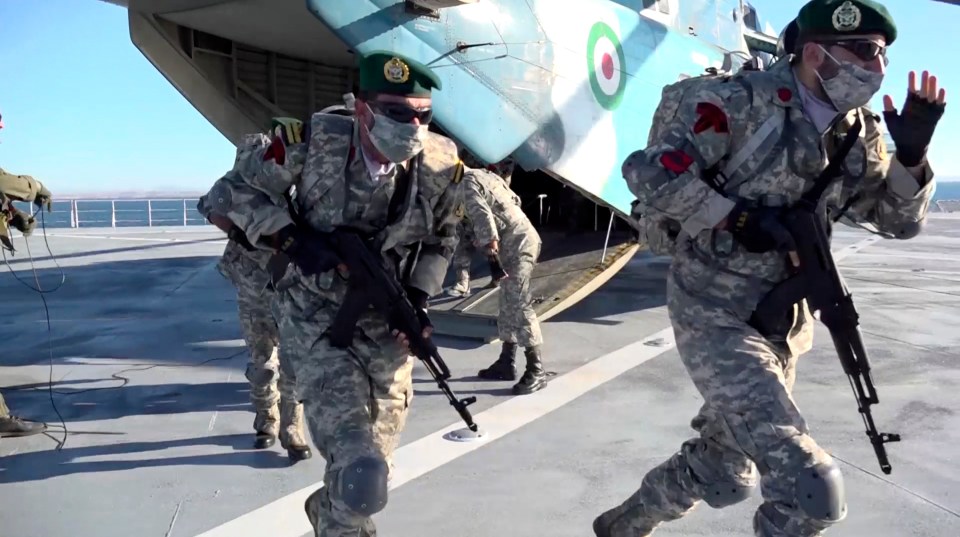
[796,0,897,45]
[357,50,442,97]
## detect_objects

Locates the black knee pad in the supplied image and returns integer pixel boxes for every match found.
[336,456,389,517]
[892,220,924,240]
[703,479,755,508]
[795,460,847,523]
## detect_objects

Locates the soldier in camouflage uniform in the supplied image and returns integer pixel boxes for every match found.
[448,219,477,297]
[594,1,946,536]
[449,148,515,296]
[460,164,547,395]
[0,111,53,439]
[205,50,476,536]
[199,156,312,463]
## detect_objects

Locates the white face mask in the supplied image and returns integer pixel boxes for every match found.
[363,104,428,163]
[815,45,884,113]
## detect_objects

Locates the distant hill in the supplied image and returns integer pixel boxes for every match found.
[54,175,960,201]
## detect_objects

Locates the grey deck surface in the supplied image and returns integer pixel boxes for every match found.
[1,218,958,537]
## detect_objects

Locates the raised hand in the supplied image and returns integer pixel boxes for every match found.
[882,70,947,167]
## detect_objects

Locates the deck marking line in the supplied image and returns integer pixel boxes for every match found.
[834,235,881,263]
[195,236,878,537]
[194,327,678,537]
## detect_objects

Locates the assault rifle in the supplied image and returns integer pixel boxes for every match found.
[319,228,480,433]
[750,117,900,474]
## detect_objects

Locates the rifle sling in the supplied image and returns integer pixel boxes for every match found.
[800,115,863,207]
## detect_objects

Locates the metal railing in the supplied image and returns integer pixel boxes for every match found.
[11,196,960,230]
[11,198,212,229]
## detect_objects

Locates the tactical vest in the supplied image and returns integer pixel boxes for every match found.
[292,113,464,257]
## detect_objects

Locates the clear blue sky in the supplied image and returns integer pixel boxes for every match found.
[1,0,958,196]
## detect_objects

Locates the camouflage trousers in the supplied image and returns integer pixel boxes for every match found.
[598,270,843,537]
[498,233,543,347]
[276,285,413,537]
[235,282,302,438]
[452,223,475,291]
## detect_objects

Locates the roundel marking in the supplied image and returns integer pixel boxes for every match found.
[587,21,627,110]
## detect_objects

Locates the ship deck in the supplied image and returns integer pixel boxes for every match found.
[1,216,958,537]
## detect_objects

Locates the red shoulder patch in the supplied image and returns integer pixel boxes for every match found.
[693,102,729,134]
[659,150,694,174]
[263,136,287,166]
[777,88,792,102]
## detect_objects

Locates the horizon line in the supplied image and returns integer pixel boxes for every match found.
[43,176,960,199]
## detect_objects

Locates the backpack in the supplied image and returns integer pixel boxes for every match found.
[633,58,786,256]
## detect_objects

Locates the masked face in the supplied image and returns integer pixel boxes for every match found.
[815,45,884,113]
[363,103,428,163]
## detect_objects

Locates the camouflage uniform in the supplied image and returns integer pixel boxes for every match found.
[595,2,937,536]
[199,137,312,462]
[210,51,469,536]
[449,221,476,296]
[449,150,515,296]
[0,164,52,438]
[461,168,547,395]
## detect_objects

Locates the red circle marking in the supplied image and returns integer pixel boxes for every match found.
[601,53,614,79]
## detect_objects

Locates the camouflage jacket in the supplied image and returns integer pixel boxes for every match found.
[198,137,278,291]
[461,168,538,251]
[1,167,48,244]
[0,167,48,202]
[215,113,467,303]
[623,58,935,350]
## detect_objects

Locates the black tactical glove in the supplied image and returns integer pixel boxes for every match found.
[266,251,292,285]
[35,185,53,212]
[403,285,433,331]
[227,226,256,252]
[274,224,341,277]
[487,253,508,283]
[883,91,946,168]
[9,210,36,236]
[725,202,797,255]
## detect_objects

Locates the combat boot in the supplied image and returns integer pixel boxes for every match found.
[279,398,312,462]
[478,342,517,380]
[304,488,324,536]
[304,488,376,536]
[512,345,547,395]
[0,415,47,438]
[449,274,471,297]
[252,404,279,449]
[592,501,660,537]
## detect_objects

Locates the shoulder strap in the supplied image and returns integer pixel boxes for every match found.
[722,113,782,176]
[699,75,788,192]
[800,115,863,207]
[387,156,417,227]
[718,75,787,180]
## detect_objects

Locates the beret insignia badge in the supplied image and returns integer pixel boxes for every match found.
[832,1,862,31]
[384,57,410,84]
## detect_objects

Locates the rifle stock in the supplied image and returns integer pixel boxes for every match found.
[751,203,900,474]
[319,228,480,432]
